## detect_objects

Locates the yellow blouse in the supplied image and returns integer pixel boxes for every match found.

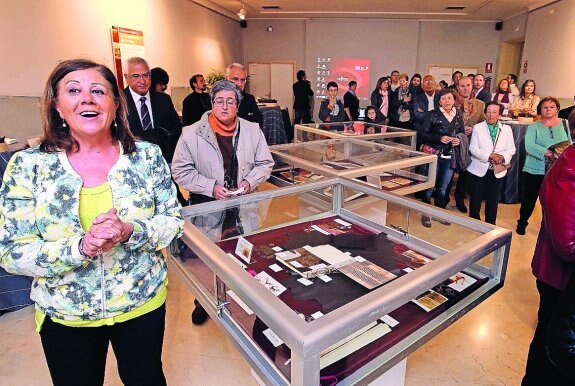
[509,94,540,117]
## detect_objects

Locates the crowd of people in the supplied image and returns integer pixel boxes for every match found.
[2,56,575,384]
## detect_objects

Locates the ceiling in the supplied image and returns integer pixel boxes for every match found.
[191,0,557,21]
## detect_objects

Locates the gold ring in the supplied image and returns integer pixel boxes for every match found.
[96,248,103,256]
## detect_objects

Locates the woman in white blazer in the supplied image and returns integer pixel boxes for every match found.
[468,101,516,224]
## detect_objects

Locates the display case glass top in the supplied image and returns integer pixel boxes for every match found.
[294,121,416,148]
[172,178,511,386]
[269,138,437,194]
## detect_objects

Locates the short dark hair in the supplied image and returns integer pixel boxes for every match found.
[189,74,204,89]
[151,67,169,89]
[484,101,504,115]
[40,59,135,153]
[438,87,456,100]
[439,80,448,88]
[326,81,338,90]
[411,73,422,81]
[391,70,400,76]
[508,73,518,83]
[452,71,463,81]
[474,73,485,80]
[297,70,306,81]
[348,80,357,88]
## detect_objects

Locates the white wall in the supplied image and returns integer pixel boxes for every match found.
[522,0,575,99]
[416,21,500,76]
[500,12,528,42]
[0,0,242,96]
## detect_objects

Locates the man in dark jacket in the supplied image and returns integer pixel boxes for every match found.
[343,81,360,121]
[122,57,182,163]
[293,70,314,125]
[182,74,211,126]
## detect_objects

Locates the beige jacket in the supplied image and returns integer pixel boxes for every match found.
[171,111,274,197]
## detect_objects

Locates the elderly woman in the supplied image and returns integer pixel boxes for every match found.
[171,79,274,324]
[467,102,516,224]
[389,73,413,129]
[370,77,390,124]
[509,79,540,118]
[420,88,465,225]
[0,59,184,386]
[492,79,513,109]
[517,96,572,235]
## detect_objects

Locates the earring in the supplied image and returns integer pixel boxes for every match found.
[113,119,118,128]
[62,119,67,128]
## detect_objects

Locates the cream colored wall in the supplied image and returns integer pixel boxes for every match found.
[500,12,528,42]
[522,0,575,99]
[416,21,500,76]
[0,0,242,97]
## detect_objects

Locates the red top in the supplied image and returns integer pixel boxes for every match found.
[532,144,575,289]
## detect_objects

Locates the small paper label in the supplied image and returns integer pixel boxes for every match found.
[298,278,314,286]
[235,236,253,263]
[318,275,332,283]
[353,255,367,262]
[311,311,324,319]
[403,267,414,273]
[334,218,352,227]
[269,264,283,272]
[311,224,331,235]
[263,328,284,347]
[272,246,283,252]
[380,315,399,327]
[309,263,327,270]
[291,261,304,268]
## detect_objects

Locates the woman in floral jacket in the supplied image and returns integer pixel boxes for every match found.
[0,59,183,386]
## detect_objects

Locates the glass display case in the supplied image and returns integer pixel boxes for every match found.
[170,178,511,386]
[294,121,416,149]
[269,138,437,195]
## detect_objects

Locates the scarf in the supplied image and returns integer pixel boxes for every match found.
[209,113,237,137]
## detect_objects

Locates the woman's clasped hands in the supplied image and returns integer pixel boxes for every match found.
[81,208,134,258]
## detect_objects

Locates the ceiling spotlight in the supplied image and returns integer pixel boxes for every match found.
[238,6,246,20]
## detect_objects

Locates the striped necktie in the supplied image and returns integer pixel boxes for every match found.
[140,96,152,131]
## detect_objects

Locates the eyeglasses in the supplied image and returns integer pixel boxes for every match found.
[231,77,247,84]
[423,80,435,84]
[213,97,237,107]
[129,73,151,80]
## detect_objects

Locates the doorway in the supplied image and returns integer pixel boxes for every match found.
[248,62,295,118]
[496,41,524,89]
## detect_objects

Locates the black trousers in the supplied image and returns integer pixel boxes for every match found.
[468,170,504,225]
[454,169,468,203]
[518,172,545,227]
[40,304,167,386]
[522,281,572,386]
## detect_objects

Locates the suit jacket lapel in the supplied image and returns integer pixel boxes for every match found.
[124,87,143,133]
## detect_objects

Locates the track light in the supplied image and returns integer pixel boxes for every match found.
[237,6,246,20]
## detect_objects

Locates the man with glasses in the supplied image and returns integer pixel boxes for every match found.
[171,79,273,325]
[122,57,182,163]
[226,63,263,128]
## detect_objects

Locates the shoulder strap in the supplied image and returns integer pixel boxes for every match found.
[562,119,570,140]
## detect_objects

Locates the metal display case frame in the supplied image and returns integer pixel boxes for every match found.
[294,121,417,149]
[170,178,511,385]
[269,138,437,195]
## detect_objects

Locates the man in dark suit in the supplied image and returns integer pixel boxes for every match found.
[226,63,263,128]
[343,81,360,121]
[292,69,313,125]
[448,71,463,89]
[413,75,439,149]
[472,74,491,105]
[181,74,211,126]
[123,57,182,163]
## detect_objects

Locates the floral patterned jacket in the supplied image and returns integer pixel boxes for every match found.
[0,142,183,321]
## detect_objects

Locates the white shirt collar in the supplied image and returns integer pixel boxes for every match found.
[128,87,151,104]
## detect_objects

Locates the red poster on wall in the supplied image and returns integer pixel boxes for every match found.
[523,61,528,74]
[485,63,493,73]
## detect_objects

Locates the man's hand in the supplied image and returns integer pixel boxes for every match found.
[238,180,251,195]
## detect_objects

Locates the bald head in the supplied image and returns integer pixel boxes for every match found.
[457,76,473,99]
